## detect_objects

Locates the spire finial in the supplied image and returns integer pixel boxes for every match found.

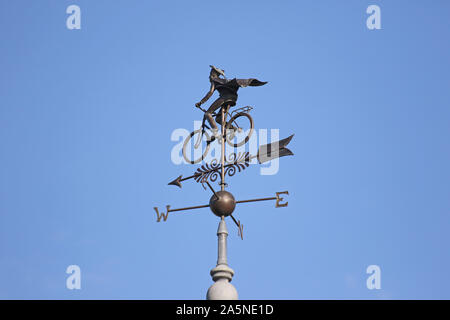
[206,217,238,300]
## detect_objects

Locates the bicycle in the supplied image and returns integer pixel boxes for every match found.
[182,103,254,164]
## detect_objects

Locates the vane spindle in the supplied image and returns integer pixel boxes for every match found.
[220,106,226,191]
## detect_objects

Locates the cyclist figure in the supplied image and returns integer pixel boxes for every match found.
[195,65,267,139]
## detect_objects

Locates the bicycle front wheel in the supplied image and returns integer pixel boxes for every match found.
[182,129,211,164]
[225,112,254,148]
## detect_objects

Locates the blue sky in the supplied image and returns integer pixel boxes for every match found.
[1,0,449,299]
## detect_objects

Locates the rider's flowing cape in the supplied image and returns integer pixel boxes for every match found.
[213,78,268,89]
[234,78,268,87]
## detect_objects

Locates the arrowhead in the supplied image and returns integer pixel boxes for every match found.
[257,134,294,164]
[168,175,182,188]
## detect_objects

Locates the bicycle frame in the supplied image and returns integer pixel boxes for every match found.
[195,105,231,149]
[194,104,252,149]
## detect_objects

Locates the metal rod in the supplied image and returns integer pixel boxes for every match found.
[236,197,277,204]
[205,180,218,199]
[168,204,210,213]
[221,106,225,191]
[230,214,240,228]
[180,174,197,182]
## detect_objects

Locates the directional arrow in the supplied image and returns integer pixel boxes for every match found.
[168,152,252,188]
[168,135,294,188]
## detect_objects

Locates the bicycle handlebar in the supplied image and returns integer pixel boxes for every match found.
[196,105,207,113]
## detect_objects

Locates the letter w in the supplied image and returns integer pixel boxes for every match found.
[154,206,170,222]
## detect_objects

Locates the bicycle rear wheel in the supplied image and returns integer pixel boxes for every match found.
[182,129,211,164]
[225,112,254,148]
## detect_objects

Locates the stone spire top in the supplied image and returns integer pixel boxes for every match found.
[206,216,238,300]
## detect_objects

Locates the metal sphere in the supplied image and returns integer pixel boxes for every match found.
[209,191,236,217]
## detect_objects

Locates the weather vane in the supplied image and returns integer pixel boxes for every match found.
[154,65,294,299]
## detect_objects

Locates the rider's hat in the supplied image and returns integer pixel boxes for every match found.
[209,65,225,77]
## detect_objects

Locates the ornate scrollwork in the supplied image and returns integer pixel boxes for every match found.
[224,152,250,177]
[194,158,221,184]
[194,152,251,185]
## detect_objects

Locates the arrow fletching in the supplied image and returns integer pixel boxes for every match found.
[257,134,294,164]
